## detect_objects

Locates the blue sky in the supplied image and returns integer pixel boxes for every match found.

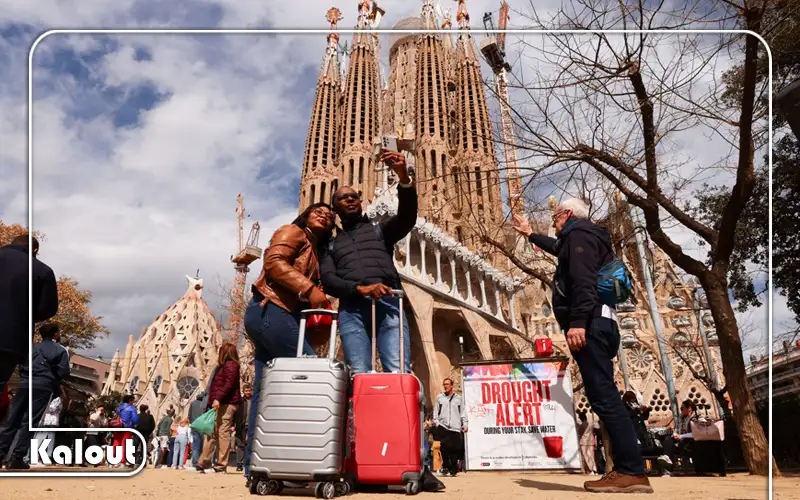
[0,0,787,361]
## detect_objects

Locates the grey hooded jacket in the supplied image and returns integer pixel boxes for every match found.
[433,391,467,433]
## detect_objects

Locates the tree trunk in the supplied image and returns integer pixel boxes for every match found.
[703,278,776,476]
[712,389,732,420]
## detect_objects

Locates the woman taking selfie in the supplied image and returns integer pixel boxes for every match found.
[242,202,335,479]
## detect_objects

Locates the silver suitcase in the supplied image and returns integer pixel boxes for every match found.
[249,309,350,498]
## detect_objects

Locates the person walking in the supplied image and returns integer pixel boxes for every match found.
[234,384,252,472]
[171,418,191,469]
[242,202,335,479]
[321,149,417,375]
[114,395,139,467]
[512,199,652,494]
[0,234,59,395]
[432,378,468,477]
[196,342,242,474]
[155,408,174,468]
[188,390,207,468]
[0,324,69,470]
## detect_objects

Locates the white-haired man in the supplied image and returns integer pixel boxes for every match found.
[513,199,652,494]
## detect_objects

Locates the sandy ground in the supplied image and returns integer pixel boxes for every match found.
[0,468,794,500]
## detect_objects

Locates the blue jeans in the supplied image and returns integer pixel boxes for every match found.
[339,295,411,374]
[242,298,315,476]
[172,435,188,467]
[191,430,203,467]
[568,316,645,476]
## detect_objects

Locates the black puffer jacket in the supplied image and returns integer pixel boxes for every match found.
[529,218,614,329]
[321,184,417,304]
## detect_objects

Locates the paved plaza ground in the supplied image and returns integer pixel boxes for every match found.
[1,468,795,500]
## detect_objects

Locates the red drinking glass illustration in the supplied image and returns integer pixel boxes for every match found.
[543,436,563,458]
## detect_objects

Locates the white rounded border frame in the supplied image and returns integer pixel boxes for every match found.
[23,27,773,482]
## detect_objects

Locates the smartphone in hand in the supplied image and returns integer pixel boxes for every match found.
[381,135,398,152]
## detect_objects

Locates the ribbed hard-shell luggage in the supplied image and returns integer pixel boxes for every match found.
[344,290,426,495]
[249,309,350,499]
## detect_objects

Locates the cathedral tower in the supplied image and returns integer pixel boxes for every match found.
[299,8,344,209]
[338,0,382,202]
[453,0,503,249]
[413,0,456,229]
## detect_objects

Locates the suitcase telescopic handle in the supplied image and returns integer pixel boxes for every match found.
[298,309,339,360]
[371,289,406,373]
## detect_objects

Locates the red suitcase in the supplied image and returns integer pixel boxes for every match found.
[344,290,425,496]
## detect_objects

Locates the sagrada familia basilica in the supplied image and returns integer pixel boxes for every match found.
[104,0,726,428]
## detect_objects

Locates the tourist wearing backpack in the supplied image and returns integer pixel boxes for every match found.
[512,199,652,494]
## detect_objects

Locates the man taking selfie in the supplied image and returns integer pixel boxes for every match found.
[321,149,417,374]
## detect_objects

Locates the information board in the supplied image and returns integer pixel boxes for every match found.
[462,359,581,471]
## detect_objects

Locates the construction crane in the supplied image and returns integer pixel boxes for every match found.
[480,0,525,218]
[226,194,262,385]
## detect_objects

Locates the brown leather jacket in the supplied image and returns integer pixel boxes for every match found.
[252,224,320,313]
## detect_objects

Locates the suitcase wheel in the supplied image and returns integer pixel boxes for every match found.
[334,481,349,497]
[405,481,420,496]
[255,479,283,496]
[315,482,336,499]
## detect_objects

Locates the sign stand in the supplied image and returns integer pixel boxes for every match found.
[458,357,582,472]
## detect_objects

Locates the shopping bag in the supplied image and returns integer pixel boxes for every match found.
[190,409,216,436]
[691,419,725,441]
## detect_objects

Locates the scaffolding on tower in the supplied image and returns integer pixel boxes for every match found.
[480,0,525,218]
[226,193,262,387]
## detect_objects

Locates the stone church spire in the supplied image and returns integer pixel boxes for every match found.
[453,0,503,250]
[299,8,344,209]
[338,0,383,202]
[414,0,455,231]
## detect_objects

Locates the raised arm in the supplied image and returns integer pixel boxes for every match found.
[511,213,559,256]
[381,184,418,247]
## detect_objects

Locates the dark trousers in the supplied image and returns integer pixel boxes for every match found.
[0,351,19,395]
[438,427,463,474]
[568,317,646,476]
[235,435,245,466]
[0,387,53,462]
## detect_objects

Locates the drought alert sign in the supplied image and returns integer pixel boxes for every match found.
[462,360,581,471]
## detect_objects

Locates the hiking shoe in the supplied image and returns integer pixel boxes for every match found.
[6,459,30,471]
[584,471,653,493]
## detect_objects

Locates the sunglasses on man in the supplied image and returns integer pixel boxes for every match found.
[335,193,361,203]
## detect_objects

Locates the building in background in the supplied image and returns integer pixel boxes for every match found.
[67,354,111,396]
[295,0,726,427]
[101,275,223,421]
[748,340,800,403]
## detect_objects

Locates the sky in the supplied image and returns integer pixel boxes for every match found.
[0,0,789,362]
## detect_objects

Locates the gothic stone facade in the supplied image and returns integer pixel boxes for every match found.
[296,0,724,427]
